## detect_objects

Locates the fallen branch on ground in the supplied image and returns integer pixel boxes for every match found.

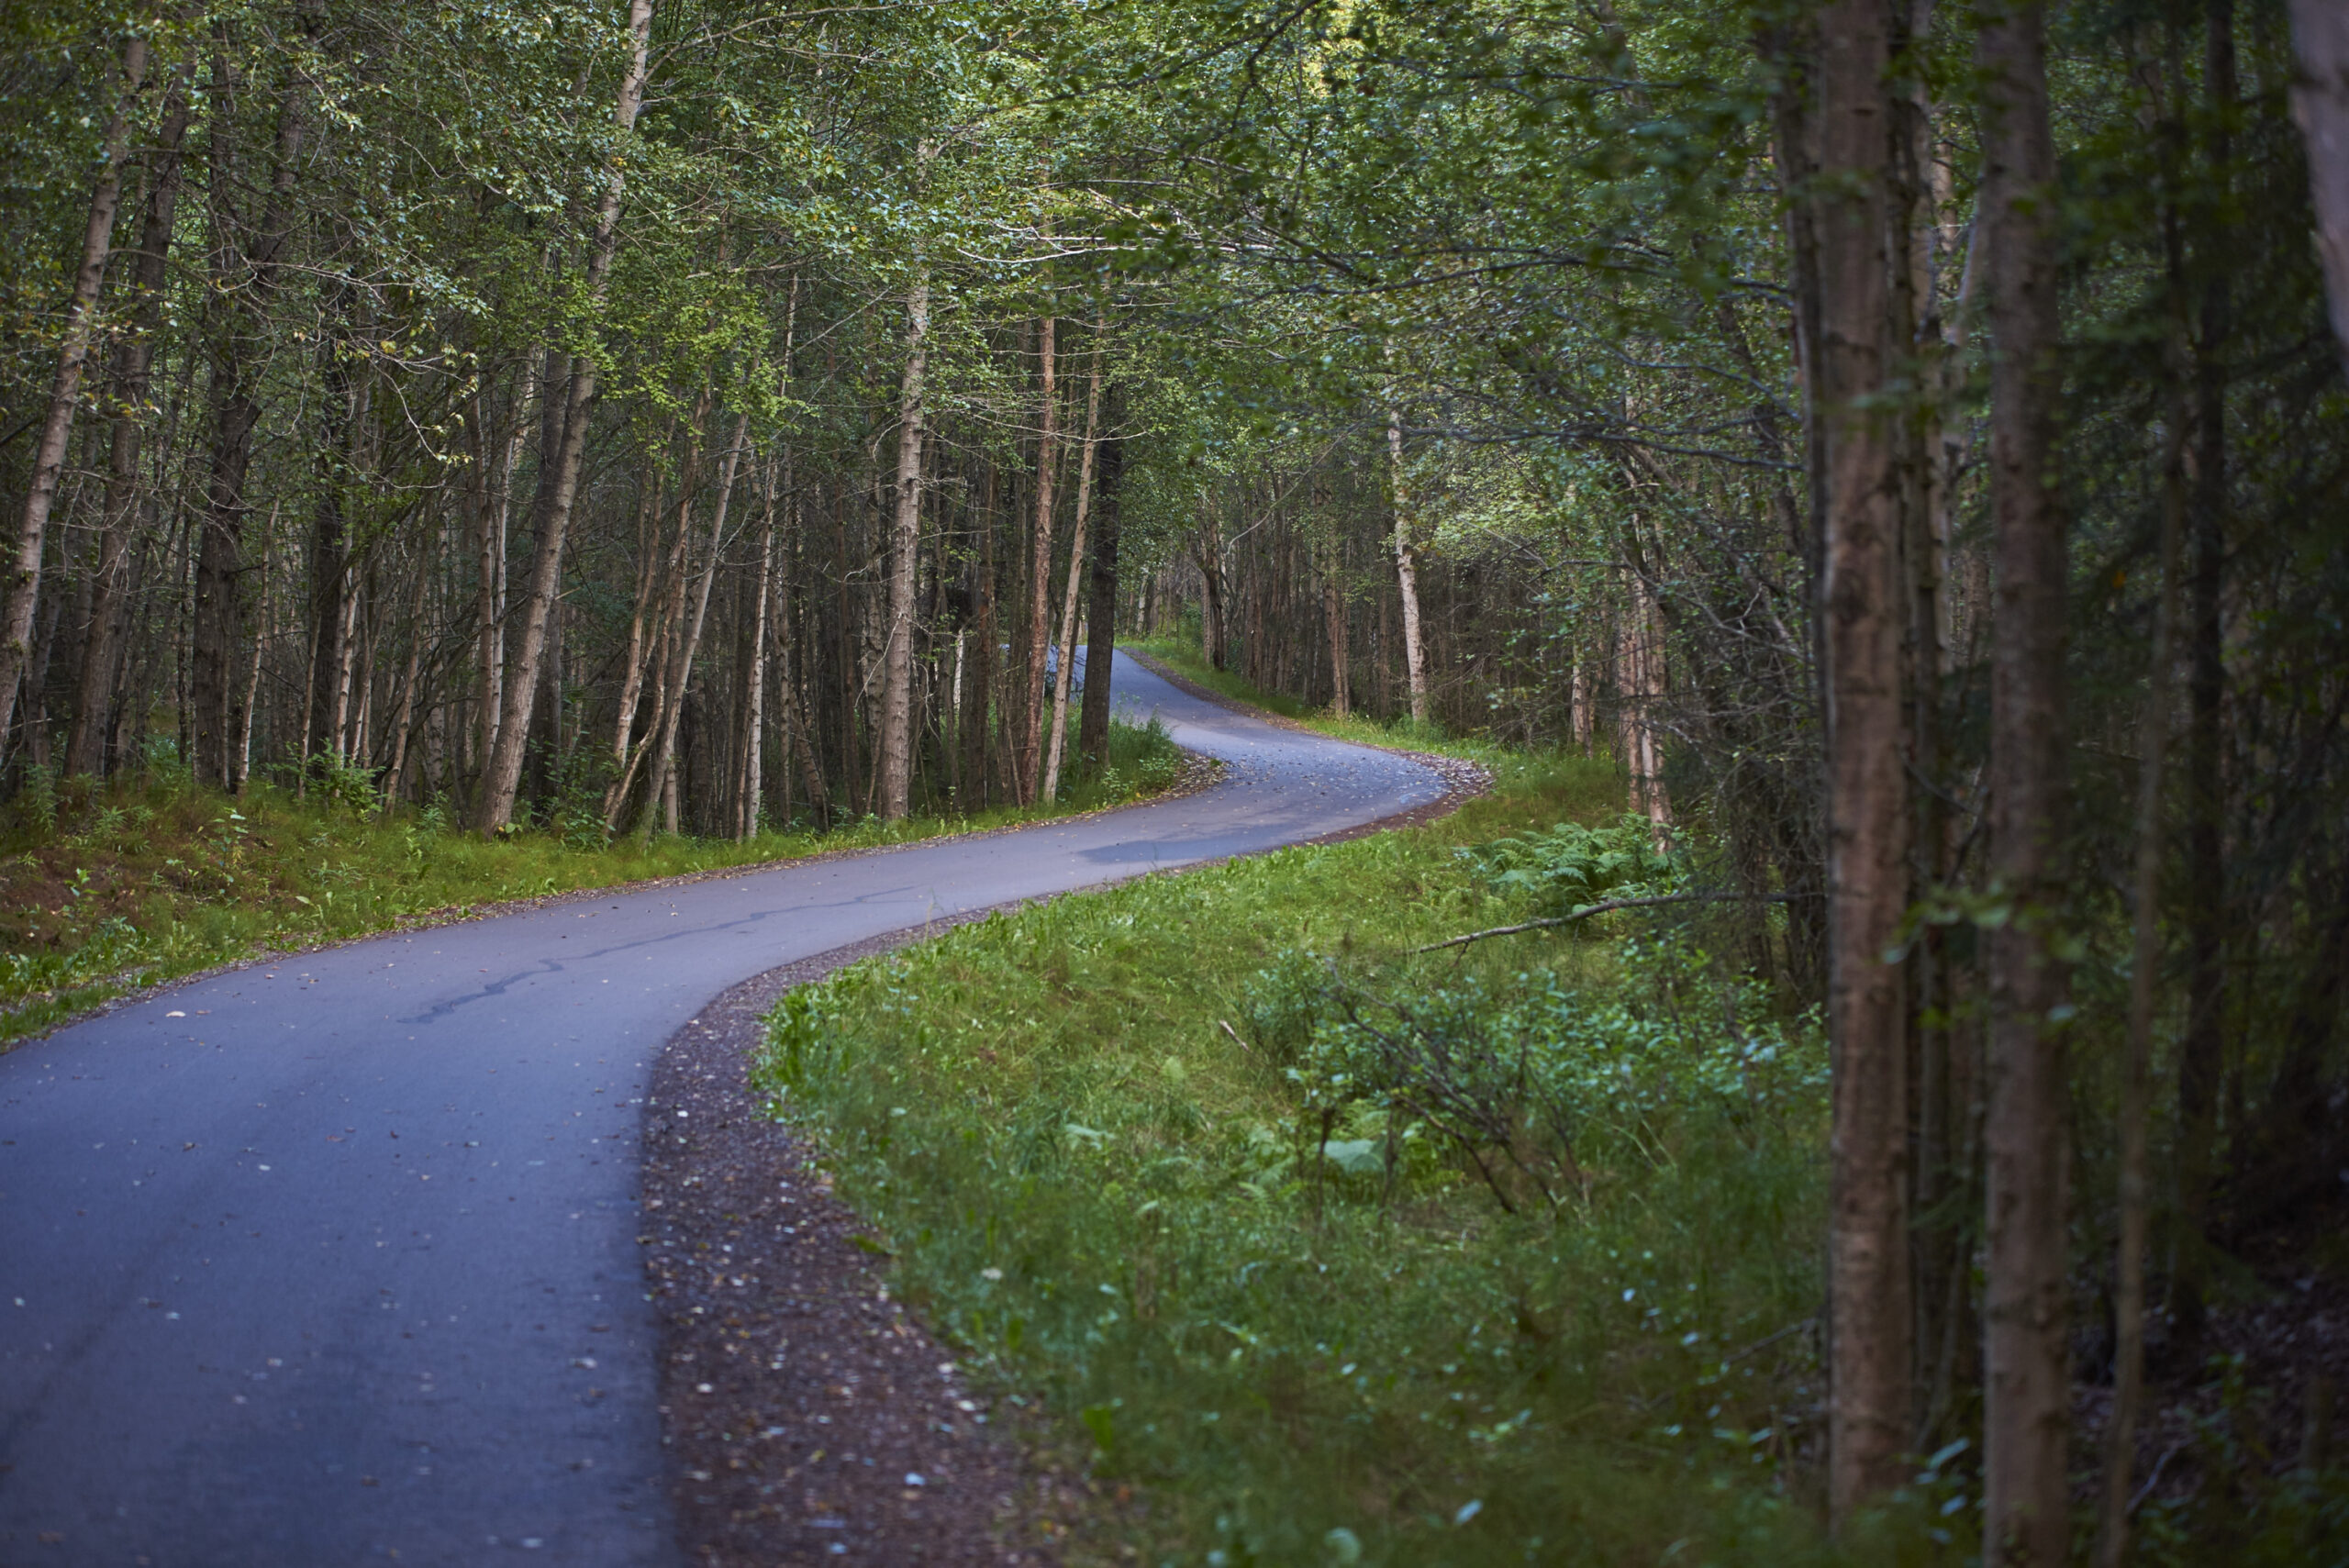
[1414,892,1813,952]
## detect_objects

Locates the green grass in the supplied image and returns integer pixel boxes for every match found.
[0,716,1186,1046]
[750,746,1961,1566]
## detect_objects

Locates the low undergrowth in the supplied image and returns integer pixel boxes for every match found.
[751,751,1965,1565]
[0,716,1185,1046]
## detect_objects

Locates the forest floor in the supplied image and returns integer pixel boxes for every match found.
[0,716,1189,1047]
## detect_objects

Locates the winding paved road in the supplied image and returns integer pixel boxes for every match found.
[0,652,1442,1566]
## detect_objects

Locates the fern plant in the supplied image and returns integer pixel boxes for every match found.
[1464,813,1682,915]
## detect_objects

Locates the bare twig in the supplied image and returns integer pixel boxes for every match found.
[1412,892,1813,952]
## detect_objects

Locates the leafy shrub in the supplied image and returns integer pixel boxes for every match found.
[304,751,383,816]
[8,762,58,839]
[1464,811,1681,915]
[547,746,614,849]
[1253,936,1826,1215]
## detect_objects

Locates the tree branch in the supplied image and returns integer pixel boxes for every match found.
[1413,893,1813,952]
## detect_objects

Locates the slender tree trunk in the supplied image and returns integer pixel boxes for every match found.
[1077,400,1125,772]
[620,417,706,827]
[238,520,273,783]
[878,273,930,820]
[473,363,529,782]
[1,35,148,759]
[1978,6,2075,1561]
[2288,0,2349,376]
[739,461,775,840]
[641,411,747,840]
[605,470,665,817]
[384,514,436,802]
[1017,316,1060,804]
[1042,343,1104,803]
[1627,563,1673,838]
[1321,518,1351,719]
[2097,263,2188,1568]
[329,581,359,761]
[68,49,188,778]
[960,462,996,810]
[2174,0,2236,1340]
[306,319,365,764]
[479,0,654,833]
[1386,410,1430,725]
[1811,0,1915,1525]
[193,17,310,789]
[1198,499,1227,670]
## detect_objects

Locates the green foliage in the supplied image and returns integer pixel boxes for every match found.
[1464,813,1682,916]
[299,751,384,817]
[751,758,1931,1565]
[1256,938,1824,1217]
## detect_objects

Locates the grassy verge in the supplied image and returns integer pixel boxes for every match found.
[0,717,1186,1046]
[751,742,1942,1565]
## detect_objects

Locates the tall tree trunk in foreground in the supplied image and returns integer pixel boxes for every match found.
[1042,344,1104,803]
[69,50,192,778]
[2097,271,2188,1568]
[1017,315,1060,804]
[1386,409,1430,725]
[0,35,148,759]
[1077,400,1125,771]
[2288,0,2349,376]
[877,273,930,821]
[1979,5,2075,1561]
[480,0,655,833]
[1813,0,1913,1521]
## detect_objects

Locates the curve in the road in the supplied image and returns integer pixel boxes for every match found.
[0,651,1443,1566]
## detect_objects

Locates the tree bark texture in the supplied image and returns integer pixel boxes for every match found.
[479,0,654,833]
[1387,409,1430,726]
[1016,315,1059,805]
[193,23,310,788]
[68,50,192,778]
[0,35,149,760]
[643,410,748,838]
[878,274,929,821]
[1077,404,1124,771]
[1978,5,2075,1562]
[738,464,775,840]
[1812,0,1914,1521]
[1042,346,1104,804]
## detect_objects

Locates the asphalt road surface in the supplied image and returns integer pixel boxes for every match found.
[0,652,1442,1567]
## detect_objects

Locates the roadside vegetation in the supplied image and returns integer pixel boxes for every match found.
[0,717,1183,1046]
[755,712,1866,1565]
[759,665,2347,1565]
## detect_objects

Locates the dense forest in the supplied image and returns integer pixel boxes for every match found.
[6,0,2349,1558]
